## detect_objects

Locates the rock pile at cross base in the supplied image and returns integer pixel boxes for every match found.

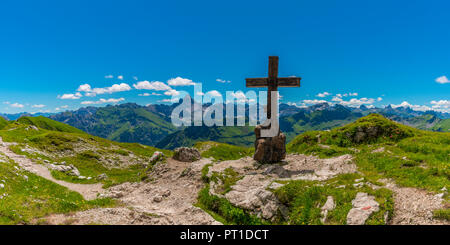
[253,125,286,163]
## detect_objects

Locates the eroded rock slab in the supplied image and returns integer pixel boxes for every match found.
[346,192,379,225]
[224,174,287,221]
[321,196,335,223]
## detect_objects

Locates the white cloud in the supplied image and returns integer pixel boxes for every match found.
[431,100,450,107]
[81,98,125,105]
[10,103,24,108]
[95,83,131,94]
[316,92,331,98]
[133,76,138,81]
[105,75,114,79]
[55,106,68,111]
[337,92,358,97]
[230,91,246,100]
[331,96,343,102]
[391,101,432,112]
[435,76,450,84]
[196,92,205,96]
[117,75,123,80]
[387,100,450,113]
[391,101,411,108]
[303,99,329,105]
[77,84,92,92]
[36,109,51,113]
[286,102,307,108]
[377,97,383,101]
[164,89,180,96]
[339,97,375,107]
[226,91,255,103]
[158,98,179,103]
[133,81,171,91]
[167,77,195,86]
[430,100,450,112]
[32,104,46,108]
[216,78,231,83]
[59,92,82,100]
[206,90,222,97]
[138,92,162,96]
[77,83,131,96]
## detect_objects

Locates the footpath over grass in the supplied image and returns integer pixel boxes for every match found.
[0,117,172,188]
[0,153,114,225]
[287,114,450,193]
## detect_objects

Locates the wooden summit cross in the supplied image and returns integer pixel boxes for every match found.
[246,56,301,120]
[246,56,301,163]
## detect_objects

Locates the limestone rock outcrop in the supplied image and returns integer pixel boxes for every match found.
[173,147,201,162]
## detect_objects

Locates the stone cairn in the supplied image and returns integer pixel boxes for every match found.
[253,125,286,163]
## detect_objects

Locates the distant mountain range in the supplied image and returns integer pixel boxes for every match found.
[0,112,55,121]
[1,101,449,149]
[48,103,178,146]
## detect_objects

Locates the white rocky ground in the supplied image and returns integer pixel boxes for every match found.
[380,179,448,225]
[1,138,447,225]
[207,154,358,222]
[43,158,220,225]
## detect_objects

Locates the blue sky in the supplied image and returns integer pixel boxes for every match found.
[1,0,449,114]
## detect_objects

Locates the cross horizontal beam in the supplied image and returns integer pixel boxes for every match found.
[245,77,301,88]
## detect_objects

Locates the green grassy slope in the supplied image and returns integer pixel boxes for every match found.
[287,114,450,192]
[0,154,114,224]
[0,117,8,130]
[17,116,86,134]
[430,118,450,132]
[194,141,254,161]
[0,117,172,188]
[280,105,363,142]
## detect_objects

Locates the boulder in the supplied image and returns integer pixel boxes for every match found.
[253,125,286,163]
[97,173,108,180]
[346,192,380,225]
[68,165,81,177]
[48,164,73,173]
[162,189,171,197]
[153,196,163,203]
[25,125,39,131]
[173,147,201,162]
[149,151,164,164]
[224,174,288,221]
[320,196,335,223]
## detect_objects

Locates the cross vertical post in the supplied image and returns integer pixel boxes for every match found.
[267,56,278,119]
